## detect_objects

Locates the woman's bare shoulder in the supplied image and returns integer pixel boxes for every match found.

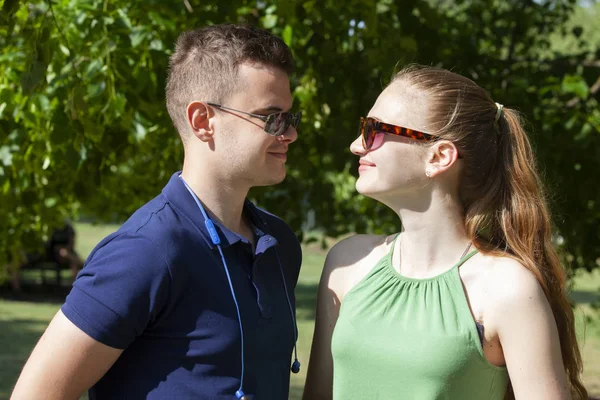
[474,253,545,299]
[326,234,390,264]
[321,234,395,299]
[468,252,550,327]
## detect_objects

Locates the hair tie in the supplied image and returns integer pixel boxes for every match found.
[494,102,504,123]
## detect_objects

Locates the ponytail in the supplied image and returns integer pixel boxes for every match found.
[483,108,587,400]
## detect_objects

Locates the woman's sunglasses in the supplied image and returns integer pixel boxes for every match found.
[359,116,436,150]
[208,102,302,137]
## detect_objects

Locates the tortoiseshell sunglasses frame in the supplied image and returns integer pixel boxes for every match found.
[360,116,437,150]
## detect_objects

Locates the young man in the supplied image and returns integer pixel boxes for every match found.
[12,24,303,400]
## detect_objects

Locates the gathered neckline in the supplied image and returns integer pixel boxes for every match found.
[384,234,478,282]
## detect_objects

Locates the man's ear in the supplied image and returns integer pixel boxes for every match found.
[186,101,213,142]
[425,140,460,177]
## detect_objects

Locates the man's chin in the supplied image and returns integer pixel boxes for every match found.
[255,172,287,187]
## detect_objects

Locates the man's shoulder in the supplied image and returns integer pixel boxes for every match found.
[120,193,174,235]
[90,194,205,264]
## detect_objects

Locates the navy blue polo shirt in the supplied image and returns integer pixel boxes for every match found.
[61,172,302,399]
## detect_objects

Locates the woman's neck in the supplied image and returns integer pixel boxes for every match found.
[391,193,472,278]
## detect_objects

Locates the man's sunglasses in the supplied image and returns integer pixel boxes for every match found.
[359,116,436,150]
[207,102,302,137]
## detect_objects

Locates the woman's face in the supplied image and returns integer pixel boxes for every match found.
[350,82,433,202]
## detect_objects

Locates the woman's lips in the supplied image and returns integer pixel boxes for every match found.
[358,159,376,172]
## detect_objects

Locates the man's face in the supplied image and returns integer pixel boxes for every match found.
[209,62,297,188]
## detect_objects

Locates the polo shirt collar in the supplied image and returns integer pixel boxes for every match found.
[161,172,274,250]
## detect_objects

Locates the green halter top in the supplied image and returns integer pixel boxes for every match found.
[331,236,509,399]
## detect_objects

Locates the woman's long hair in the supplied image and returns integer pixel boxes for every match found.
[392,65,587,400]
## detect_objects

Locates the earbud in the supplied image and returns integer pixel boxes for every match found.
[291,360,301,374]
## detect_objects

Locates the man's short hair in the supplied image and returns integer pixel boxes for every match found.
[165,24,295,139]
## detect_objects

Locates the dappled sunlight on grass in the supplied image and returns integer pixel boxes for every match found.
[0,300,61,399]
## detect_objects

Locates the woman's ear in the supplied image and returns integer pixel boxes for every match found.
[425,140,460,177]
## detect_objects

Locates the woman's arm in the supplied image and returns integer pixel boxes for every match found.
[302,235,384,400]
[302,247,345,400]
[490,259,571,400]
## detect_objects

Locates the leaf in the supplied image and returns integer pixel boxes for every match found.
[562,75,589,99]
[51,109,72,144]
[282,24,293,46]
[81,119,104,143]
[129,27,148,48]
[20,59,47,94]
[73,85,87,114]
[149,39,163,51]
[37,32,54,65]
[2,177,10,194]
[1,0,21,17]
[115,8,132,30]
[0,87,11,103]
[376,1,392,14]
[85,59,103,77]
[0,146,13,166]
[63,142,82,170]
[42,156,50,170]
[236,6,254,16]
[44,197,57,208]
[76,11,87,25]
[262,14,278,29]
[88,81,106,98]
[148,11,176,30]
[37,94,50,111]
[59,44,71,56]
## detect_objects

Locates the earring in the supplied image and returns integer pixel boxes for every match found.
[425,170,432,177]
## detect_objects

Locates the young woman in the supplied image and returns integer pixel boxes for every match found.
[303,65,587,400]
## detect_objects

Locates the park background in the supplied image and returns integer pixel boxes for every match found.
[1,0,599,399]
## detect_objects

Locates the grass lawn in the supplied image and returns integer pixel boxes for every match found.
[1,223,599,399]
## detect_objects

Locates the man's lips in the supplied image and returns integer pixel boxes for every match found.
[268,150,288,161]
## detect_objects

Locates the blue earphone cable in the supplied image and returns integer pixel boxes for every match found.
[274,250,300,372]
[179,175,299,399]
[180,177,246,397]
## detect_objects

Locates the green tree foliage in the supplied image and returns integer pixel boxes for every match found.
[1,0,599,279]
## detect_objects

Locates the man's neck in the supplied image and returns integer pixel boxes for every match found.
[180,167,251,239]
